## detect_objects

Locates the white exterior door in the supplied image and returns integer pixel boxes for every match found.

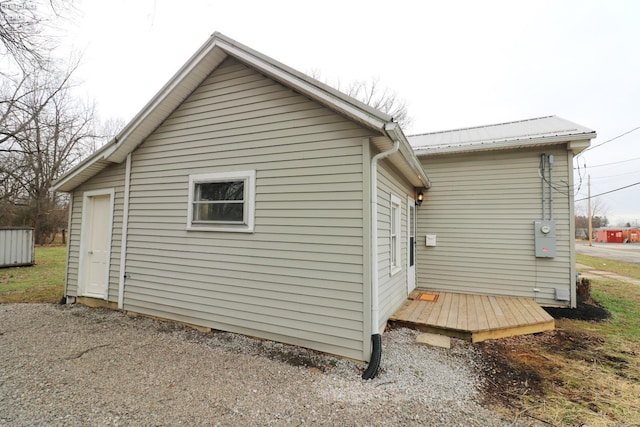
[407,197,416,293]
[80,190,113,298]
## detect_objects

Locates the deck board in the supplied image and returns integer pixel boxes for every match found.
[473,295,490,331]
[466,294,479,331]
[447,292,460,330]
[425,295,445,326]
[407,299,425,323]
[457,294,468,330]
[390,290,555,343]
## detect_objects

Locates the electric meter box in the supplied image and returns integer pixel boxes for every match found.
[534,220,556,258]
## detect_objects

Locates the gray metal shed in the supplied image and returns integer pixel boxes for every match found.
[0,228,35,268]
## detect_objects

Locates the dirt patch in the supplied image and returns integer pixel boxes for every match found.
[478,335,553,408]
[479,293,614,411]
[257,341,332,372]
[544,295,611,321]
[478,323,637,424]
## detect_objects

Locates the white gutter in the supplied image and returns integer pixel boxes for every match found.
[369,123,401,335]
[117,153,132,309]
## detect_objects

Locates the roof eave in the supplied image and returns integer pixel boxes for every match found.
[384,123,431,188]
[413,132,597,157]
[51,143,117,192]
[567,139,592,154]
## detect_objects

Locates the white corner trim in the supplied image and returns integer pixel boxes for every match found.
[118,154,132,309]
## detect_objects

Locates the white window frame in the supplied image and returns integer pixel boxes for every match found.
[187,170,256,233]
[390,194,402,276]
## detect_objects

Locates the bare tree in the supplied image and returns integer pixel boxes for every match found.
[0,65,96,243]
[575,215,609,230]
[575,198,610,236]
[341,77,412,129]
[0,0,72,71]
[89,116,126,152]
[309,71,413,129]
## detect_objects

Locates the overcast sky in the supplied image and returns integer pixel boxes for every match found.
[59,0,639,225]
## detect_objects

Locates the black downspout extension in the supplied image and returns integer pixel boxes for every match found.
[362,333,382,379]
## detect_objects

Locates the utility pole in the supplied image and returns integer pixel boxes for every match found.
[588,174,593,247]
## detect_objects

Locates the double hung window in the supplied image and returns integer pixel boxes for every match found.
[187,170,255,232]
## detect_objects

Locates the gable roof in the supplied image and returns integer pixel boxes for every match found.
[408,115,596,156]
[52,32,429,192]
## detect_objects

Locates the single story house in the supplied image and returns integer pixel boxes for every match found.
[52,33,596,378]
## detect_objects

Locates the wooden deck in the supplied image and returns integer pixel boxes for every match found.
[389,290,555,342]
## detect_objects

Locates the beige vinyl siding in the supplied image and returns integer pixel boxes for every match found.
[416,146,573,306]
[376,161,414,331]
[66,161,126,301]
[123,58,375,360]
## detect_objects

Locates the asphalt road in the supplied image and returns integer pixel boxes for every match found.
[575,242,640,264]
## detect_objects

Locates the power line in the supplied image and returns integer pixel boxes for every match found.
[573,155,640,169]
[592,169,640,180]
[575,180,640,201]
[581,125,640,153]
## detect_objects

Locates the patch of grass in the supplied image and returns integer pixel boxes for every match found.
[0,246,66,303]
[589,280,640,343]
[576,253,640,280]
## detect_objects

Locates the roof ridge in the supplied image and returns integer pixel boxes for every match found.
[408,115,557,137]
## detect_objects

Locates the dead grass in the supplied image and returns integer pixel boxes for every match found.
[480,275,640,426]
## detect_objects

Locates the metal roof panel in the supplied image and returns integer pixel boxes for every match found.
[408,116,596,156]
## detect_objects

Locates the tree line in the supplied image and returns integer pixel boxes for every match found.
[0,1,113,244]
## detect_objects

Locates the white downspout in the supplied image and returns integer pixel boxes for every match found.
[362,126,400,380]
[370,124,401,334]
[117,153,132,309]
[370,138,400,333]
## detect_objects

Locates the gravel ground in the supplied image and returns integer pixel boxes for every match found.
[1,303,514,426]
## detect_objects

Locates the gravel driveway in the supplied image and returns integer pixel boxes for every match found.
[1,303,513,426]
